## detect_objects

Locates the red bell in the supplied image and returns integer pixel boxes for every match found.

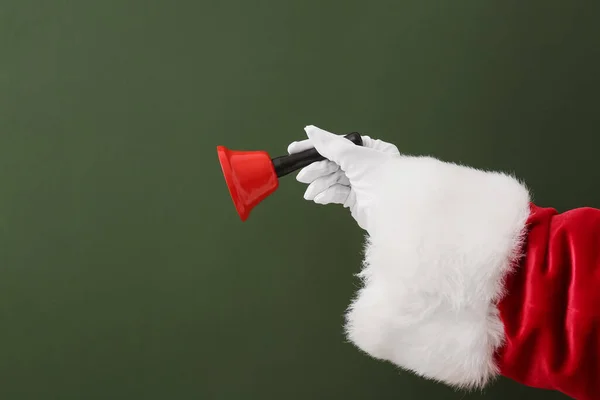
[216,146,279,221]
[217,132,362,221]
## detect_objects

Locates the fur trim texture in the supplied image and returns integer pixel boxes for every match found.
[344,155,531,389]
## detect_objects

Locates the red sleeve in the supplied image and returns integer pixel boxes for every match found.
[496,204,600,399]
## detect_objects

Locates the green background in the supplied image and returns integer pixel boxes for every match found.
[1,1,598,399]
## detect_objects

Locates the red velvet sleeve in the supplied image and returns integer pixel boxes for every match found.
[496,204,600,399]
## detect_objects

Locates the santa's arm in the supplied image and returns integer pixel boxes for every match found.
[344,155,600,399]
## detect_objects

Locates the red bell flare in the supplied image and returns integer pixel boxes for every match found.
[216,146,279,221]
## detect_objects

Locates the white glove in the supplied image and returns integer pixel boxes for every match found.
[287,125,400,232]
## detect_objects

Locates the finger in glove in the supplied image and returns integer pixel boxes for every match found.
[313,184,352,206]
[296,160,339,183]
[304,170,350,200]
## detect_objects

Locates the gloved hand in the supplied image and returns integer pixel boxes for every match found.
[287,125,400,232]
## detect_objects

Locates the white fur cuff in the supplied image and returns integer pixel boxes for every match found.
[344,156,531,389]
